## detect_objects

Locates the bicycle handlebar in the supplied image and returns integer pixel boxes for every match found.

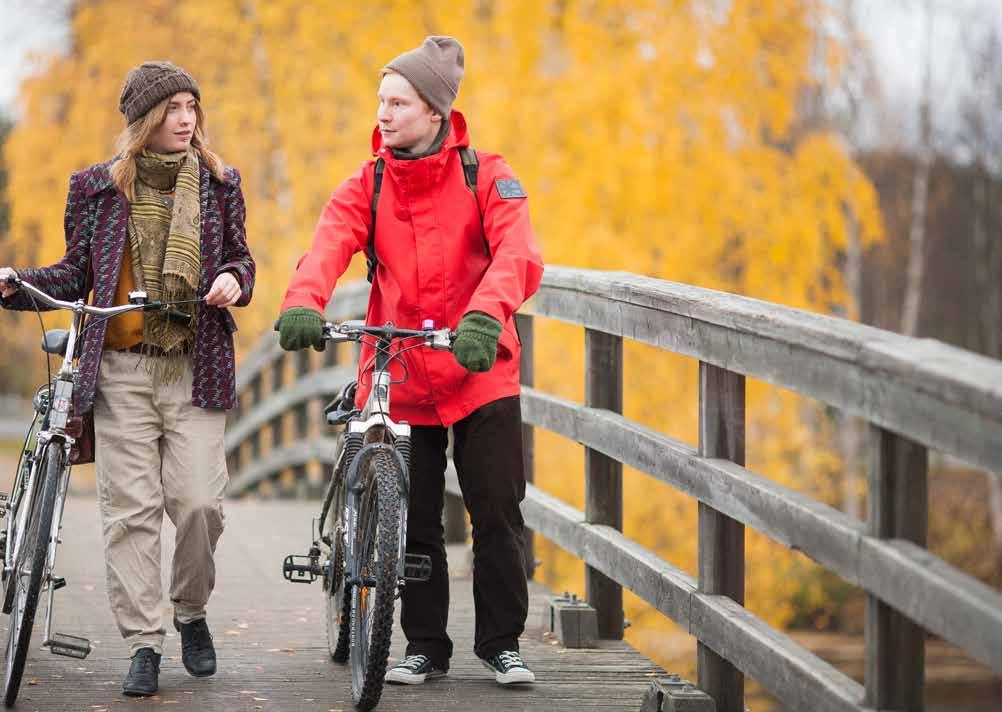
[6,276,198,321]
[273,318,455,352]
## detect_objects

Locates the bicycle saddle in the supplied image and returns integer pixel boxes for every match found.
[324,380,359,425]
[41,329,70,356]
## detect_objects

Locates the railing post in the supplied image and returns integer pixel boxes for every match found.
[585,327,624,640]
[697,362,745,712]
[865,426,927,712]
[517,313,536,580]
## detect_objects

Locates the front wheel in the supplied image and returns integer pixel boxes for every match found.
[349,448,402,711]
[323,439,352,663]
[3,441,61,707]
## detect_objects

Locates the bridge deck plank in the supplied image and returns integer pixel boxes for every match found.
[11,497,662,711]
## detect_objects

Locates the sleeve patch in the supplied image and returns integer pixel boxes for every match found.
[495,178,527,199]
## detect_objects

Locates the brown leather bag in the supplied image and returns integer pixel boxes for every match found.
[67,411,94,465]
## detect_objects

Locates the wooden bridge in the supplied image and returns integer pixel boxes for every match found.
[224,267,1002,712]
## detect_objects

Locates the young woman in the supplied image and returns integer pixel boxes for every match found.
[0,61,254,697]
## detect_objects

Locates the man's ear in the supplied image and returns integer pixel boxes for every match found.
[430,111,443,124]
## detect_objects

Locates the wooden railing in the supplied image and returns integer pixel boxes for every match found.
[226,267,1002,712]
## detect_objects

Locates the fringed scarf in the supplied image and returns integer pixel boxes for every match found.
[128,148,201,384]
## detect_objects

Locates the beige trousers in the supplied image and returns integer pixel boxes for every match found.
[93,350,227,656]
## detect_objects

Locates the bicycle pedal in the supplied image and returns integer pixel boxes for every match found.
[50,576,66,591]
[45,633,91,659]
[282,554,322,583]
[403,553,432,582]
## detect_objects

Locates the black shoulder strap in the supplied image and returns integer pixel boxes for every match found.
[458,146,490,258]
[365,158,385,283]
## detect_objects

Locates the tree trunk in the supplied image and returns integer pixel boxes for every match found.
[900,2,934,337]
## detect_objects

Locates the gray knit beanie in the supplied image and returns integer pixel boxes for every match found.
[384,36,464,118]
[119,61,200,124]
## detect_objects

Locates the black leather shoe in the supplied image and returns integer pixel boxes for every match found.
[123,647,161,697]
[174,617,217,677]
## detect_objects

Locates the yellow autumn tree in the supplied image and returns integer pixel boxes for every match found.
[2,0,882,670]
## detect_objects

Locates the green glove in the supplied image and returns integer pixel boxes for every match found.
[453,312,503,373]
[277,307,325,351]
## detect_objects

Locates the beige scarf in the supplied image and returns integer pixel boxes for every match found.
[128,148,201,384]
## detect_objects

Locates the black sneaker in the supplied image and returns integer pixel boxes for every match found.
[385,654,447,684]
[481,650,535,685]
[123,647,161,697]
[174,617,217,677]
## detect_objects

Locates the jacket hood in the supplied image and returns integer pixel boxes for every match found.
[371,110,470,157]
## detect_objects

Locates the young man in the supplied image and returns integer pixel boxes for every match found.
[277,36,544,685]
[0,61,255,696]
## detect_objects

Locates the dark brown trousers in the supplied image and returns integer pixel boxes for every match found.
[400,395,529,670]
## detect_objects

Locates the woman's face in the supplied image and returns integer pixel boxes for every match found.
[376,72,441,151]
[147,92,197,154]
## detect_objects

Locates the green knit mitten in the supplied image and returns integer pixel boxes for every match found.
[453,312,503,373]
[277,307,325,351]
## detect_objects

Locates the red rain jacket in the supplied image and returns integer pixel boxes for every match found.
[281,112,544,426]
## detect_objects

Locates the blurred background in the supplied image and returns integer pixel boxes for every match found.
[0,1,999,709]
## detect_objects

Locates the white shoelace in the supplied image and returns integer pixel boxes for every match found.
[397,654,429,671]
[496,651,526,670]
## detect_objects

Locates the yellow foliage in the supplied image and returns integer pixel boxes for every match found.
[1,0,882,662]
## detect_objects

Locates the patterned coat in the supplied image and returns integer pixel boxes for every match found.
[1,159,255,417]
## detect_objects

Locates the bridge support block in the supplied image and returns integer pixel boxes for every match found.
[640,675,718,712]
[545,592,598,648]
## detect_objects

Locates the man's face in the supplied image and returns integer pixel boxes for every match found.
[147,92,197,153]
[376,72,441,151]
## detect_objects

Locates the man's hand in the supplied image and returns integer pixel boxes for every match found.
[205,272,241,307]
[277,307,325,351]
[0,267,19,298]
[453,312,503,373]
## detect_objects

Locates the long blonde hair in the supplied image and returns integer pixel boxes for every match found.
[111,96,226,201]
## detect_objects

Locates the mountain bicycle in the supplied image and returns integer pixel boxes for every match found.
[280,319,453,710]
[0,274,199,707]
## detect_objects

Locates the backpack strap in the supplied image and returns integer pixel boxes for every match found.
[458,146,490,257]
[365,157,385,283]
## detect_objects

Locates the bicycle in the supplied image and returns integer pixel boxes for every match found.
[0,274,199,707]
[280,319,453,711]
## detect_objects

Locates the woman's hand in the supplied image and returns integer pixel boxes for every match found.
[0,267,19,298]
[205,272,241,307]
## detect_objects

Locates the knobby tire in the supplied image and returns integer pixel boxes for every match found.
[349,448,402,711]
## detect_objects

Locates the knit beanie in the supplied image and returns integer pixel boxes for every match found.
[384,36,464,118]
[119,61,200,125]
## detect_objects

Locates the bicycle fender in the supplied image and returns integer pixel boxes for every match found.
[345,443,409,499]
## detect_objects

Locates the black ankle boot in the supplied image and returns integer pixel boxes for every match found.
[174,617,217,677]
[123,647,161,696]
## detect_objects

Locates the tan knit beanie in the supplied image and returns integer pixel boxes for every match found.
[384,36,465,118]
[119,61,200,124]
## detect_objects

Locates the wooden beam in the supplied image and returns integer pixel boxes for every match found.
[865,427,927,711]
[697,363,745,712]
[531,267,1002,475]
[585,328,624,640]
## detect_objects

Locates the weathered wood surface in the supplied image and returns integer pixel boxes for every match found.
[697,363,746,712]
[520,484,871,712]
[532,266,1002,475]
[585,328,624,641]
[14,497,662,712]
[521,388,1002,675]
